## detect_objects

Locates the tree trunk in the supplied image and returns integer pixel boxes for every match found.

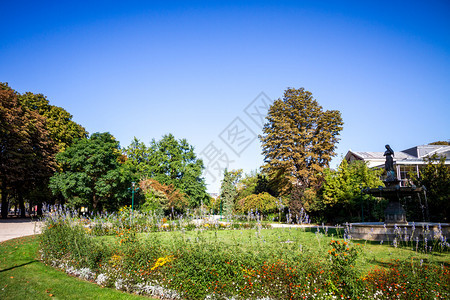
[1,182,9,219]
[37,202,43,216]
[18,191,26,218]
[92,194,98,213]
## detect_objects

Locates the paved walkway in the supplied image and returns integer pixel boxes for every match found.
[0,218,43,243]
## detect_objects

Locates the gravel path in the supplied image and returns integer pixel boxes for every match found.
[0,218,43,243]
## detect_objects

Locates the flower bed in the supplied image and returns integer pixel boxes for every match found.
[39,209,450,299]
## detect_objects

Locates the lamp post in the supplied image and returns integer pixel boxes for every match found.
[129,182,139,211]
[360,184,364,222]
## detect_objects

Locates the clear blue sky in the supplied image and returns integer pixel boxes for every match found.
[1,1,449,192]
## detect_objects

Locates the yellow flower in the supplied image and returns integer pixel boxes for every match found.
[151,255,174,270]
[242,268,255,276]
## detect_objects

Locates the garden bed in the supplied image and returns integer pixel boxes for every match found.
[38,210,450,299]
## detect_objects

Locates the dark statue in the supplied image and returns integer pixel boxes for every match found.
[384,144,396,182]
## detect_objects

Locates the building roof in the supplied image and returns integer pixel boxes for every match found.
[402,144,450,159]
[345,144,450,167]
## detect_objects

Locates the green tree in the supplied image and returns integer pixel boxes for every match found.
[260,87,343,197]
[236,171,277,203]
[235,171,259,201]
[122,137,151,175]
[18,92,87,152]
[1,83,29,218]
[139,178,188,214]
[219,169,242,216]
[124,134,209,208]
[50,132,132,212]
[410,154,450,222]
[0,83,58,218]
[236,192,278,216]
[320,160,383,222]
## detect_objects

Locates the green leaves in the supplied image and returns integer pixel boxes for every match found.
[410,154,450,222]
[18,92,87,152]
[50,132,134,212]
[220,169,241,215]
[236,192,278,214]
[320,160,383,222]
[124,134,208,208]
[0,83,59,217]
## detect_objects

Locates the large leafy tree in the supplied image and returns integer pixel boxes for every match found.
[0,83,57,218]
[50,132,133,212]
[18,91,86,214]
[410,154,450,222]
[19,92,87,152]
[124,134,209,208]
[1,83,29,218]
[260,88,344,196]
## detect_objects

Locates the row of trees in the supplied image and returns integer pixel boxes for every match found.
[1,83,209,218]
[217,160,384,223]
[48,133,210,214]
[2,83,447,221]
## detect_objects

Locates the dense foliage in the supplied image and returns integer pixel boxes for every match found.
[236,192,279,215]
[18,91,88,152]
[318,160,384,222]
[0,83,58,218]
[49,132,134,212]
[260,87,343,196]
[124,134,209,208]
[139,178,188,214]
[410,154,450,222]
[219,169,242,215]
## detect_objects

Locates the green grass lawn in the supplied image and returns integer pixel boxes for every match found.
[0,236,150,299]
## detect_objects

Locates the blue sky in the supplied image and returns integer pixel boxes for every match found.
[1,1,449,192]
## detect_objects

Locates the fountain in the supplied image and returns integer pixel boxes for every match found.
[349,145,450,241]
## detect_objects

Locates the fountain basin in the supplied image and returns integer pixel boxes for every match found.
[349,222,450,241]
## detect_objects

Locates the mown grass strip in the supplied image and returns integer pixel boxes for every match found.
[0,235,149,299]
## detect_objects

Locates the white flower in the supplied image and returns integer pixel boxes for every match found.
[96,273,108,285]
[115,278,124,290]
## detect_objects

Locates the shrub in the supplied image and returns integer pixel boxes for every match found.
[236,192,278,215]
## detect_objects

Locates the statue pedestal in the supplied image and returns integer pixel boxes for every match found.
[383,178,400,188]
[384,201,407,224]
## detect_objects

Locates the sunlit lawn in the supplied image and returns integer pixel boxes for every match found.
[0,236,150,300]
